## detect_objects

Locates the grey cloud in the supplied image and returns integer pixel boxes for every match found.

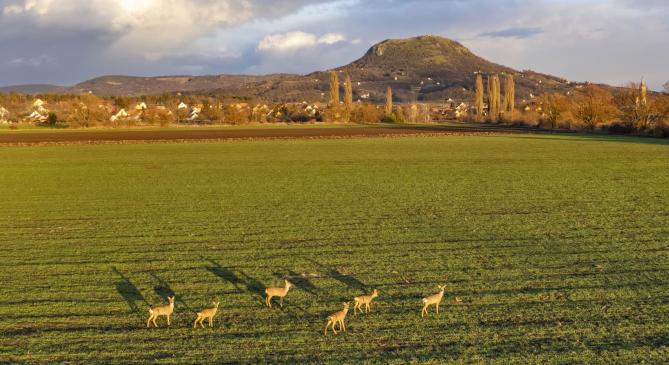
[0,0,667,90]
[479,27,543,39]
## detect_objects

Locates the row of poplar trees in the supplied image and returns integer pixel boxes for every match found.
[329,71,354,121]
[329,69,516,123]
[475,73,515,122]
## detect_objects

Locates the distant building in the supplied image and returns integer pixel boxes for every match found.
[134,102,148,111]
[0,106,9,124]
[177,102,188,110]
[455,102,468,118]
[110,109,129,122]
[29,110,47,123]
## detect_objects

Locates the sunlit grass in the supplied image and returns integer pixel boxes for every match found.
[0,134,668,364]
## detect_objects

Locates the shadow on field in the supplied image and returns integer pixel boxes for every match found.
[506,133,669,146]
[310,259,367,292]
[149,272,192,312]
[274,270,318,295]
[205,258,265,303]
[111,267,147,315]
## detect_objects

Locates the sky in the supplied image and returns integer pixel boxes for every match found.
[0,0,667,90]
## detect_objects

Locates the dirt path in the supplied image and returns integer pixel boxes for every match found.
[0,125,543,145]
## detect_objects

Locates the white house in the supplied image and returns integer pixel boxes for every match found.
[134,102,148,111]
[33,99,45,108]
[455,103,468,118]
[110,109,129,122]
[0,106,9,124]
[178,102,188,110]
[29,110,47,122]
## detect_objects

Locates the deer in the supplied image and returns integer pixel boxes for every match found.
[147,296,175,327]
[421,285,446,318]
[193,301,220,329]
[324,302,350,336]
[265,280,293,308]
[353,289,379,315]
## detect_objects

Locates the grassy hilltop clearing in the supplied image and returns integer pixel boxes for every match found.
[1,133,668,364]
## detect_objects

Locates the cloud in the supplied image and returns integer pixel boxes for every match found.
[257,31,346,51]
[0,0,668,90]
[0,0,326,57]
[8,53,55,67]
[479,27,543,39]
[318,33,346,45]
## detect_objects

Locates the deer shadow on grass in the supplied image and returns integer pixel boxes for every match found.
[205,258,265,304]
[309,259,367,292]
[148,272,192,313]
[111,266,147,316]
[273,269,318,295]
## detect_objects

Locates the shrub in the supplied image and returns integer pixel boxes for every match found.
[46,112,58,127]
[350,103,382,124]
[572,85,616,130]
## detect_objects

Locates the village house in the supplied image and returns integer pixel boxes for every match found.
[455,102,468,118]
[29,110,47,123]
[0,106,9,124]
[110,109,129,122]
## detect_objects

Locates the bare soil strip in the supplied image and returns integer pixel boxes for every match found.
[0,125,545,145]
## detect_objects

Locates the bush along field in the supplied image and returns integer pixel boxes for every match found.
[0,134,668,364]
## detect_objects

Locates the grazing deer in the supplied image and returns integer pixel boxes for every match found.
[353,289,379,315]
[265,280,293,308]
[421,285,446,318]
[193,301,220,329]
[147,296,175,327]
[324,302,350,336]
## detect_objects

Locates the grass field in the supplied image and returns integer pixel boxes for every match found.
[1,133,668,364]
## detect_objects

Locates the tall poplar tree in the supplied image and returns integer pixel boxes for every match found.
[329,71,340,107]
[475,73,484,121]
[385,86,393,115]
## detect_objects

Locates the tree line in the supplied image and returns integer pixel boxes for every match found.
[1,73,668,137]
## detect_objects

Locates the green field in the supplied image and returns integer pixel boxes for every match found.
[1,133,668,364]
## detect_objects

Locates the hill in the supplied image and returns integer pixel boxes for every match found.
[0,84,65,94]
[63,36,575,101]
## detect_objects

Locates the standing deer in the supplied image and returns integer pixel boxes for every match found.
[324,302,350,336]
[265,280,293,308]
[147,296,175,327]
[193,301,220,329]
[421,285,446,318]
[353,289,379,315]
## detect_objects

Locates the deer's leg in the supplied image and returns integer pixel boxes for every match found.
[167,315,171,326]
[436,303,439,314]
[280,296,284,307]
[147,315,153,328]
